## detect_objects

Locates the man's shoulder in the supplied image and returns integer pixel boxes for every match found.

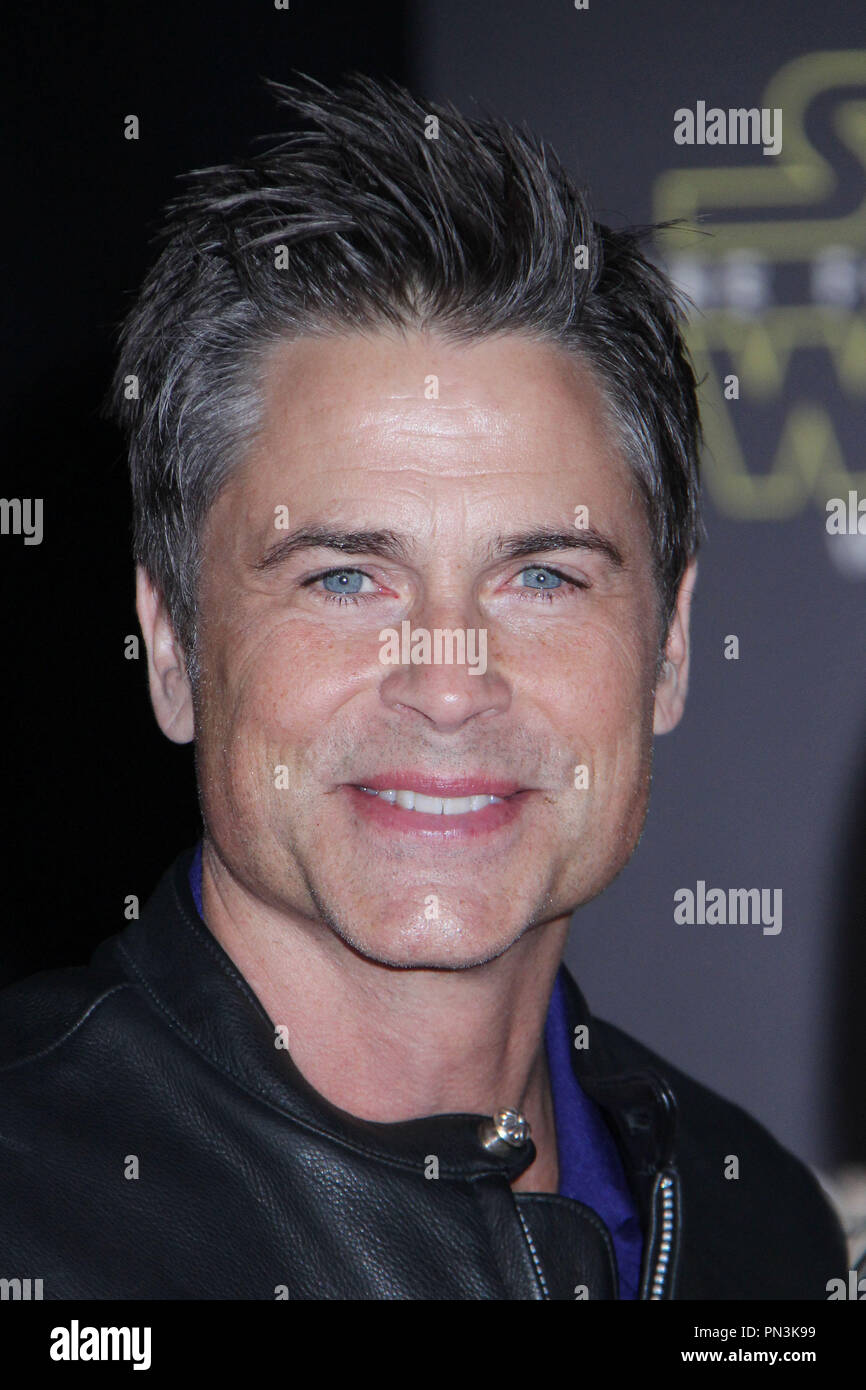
[589,1010,847,1298]
[0,942,135,1074]
[0,851,196,1075]
[592,1009,811,1171]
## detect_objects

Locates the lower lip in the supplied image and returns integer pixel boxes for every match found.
[344,786,531,839]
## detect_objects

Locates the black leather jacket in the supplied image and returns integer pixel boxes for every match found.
[0,849,847,1300]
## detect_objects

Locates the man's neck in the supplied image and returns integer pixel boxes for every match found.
[199,845,570,1194]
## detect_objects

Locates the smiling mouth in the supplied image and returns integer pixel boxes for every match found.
[356,787,505,816]
[346,777,528,839]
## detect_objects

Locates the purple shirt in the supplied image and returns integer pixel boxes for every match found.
[542,967,642,1298]
[188,842,642,1298]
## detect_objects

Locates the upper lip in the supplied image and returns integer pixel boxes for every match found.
[352,774,524,798]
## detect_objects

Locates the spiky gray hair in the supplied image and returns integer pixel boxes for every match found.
[108,71,703,687]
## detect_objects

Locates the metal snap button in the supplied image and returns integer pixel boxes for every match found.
[479,1107,532,1155]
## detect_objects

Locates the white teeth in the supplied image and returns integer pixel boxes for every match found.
[359,787,505,815]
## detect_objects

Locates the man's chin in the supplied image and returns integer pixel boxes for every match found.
[325,910,527,972]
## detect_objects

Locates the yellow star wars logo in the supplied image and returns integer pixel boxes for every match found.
[652,50,866,519]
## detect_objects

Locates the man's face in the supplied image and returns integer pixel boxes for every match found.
[177,330,686,967]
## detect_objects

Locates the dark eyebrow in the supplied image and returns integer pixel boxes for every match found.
[490,528,626,569]
[251,527,414,572]
[251,524,625,573]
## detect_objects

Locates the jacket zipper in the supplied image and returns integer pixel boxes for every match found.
[647,1172,676,1299]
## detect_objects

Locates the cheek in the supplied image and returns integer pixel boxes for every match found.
[197,617,361,776]
[581,624,656,737]
[511,606,656,740]
[581,623,658,823]
[556,621,657,859]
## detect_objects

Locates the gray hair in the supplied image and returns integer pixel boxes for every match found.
[107,72,703,687]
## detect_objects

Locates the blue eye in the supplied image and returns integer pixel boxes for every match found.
[520,567,563,590]
[305,567,377,606]
[515,565,588,602]
[322,569,366,594]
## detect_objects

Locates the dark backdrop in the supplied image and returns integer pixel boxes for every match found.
[408,0,866,1169]
[1,1,410,977]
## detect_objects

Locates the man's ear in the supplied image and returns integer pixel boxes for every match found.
[135,565,195,744]
[653,557,698,736]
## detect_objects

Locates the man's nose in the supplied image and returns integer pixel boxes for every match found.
[377,606,511,733]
